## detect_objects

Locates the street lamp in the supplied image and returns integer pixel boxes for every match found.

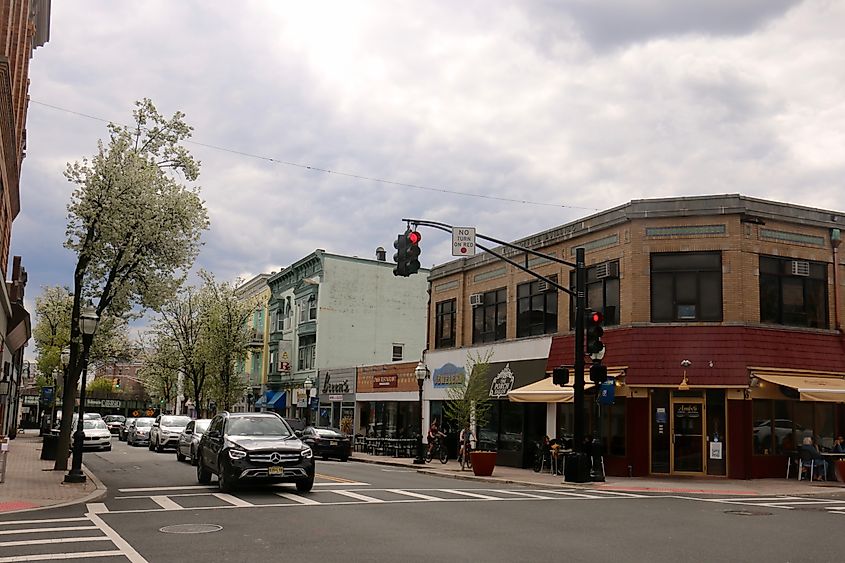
[413,361,429,465]
[64,303,100,484]
[303,377,313,426]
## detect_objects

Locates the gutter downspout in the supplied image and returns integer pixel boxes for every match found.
[832,228,841,332]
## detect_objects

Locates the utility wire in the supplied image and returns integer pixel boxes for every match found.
[30,99,598,211]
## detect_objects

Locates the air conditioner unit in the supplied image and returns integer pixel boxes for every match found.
[791,261,810,277]
[595,261,619,279]
[537,274,558,293]
[469,293,484,307]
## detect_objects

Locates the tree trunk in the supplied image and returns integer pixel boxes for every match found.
[53,371,78,470]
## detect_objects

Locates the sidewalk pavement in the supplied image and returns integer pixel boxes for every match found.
[349,451,845,496]
[0,432,105,514]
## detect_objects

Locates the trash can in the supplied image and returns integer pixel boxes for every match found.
[564,452,591,483]
[0,437,9,483]
[40,432,59,461]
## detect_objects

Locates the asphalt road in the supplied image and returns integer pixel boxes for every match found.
[2,437,845,562]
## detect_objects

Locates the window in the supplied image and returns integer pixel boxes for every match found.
[392,344,403,362]
[759,256,828,328]
[275,308,284,332]
[569,261,620,328]
[752,399,836,455]
[298,296,318,324]
[651,252,722,322]
[269,350,277,373]
[517,280,558,337]
[435,299,456,348]
[298,334,316,371]
[472,288,507,344]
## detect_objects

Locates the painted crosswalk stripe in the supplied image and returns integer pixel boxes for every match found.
[150,496,183,510]
[439,489,498,500]
[330,490,385,503]
[213,493,254,508]
[313,481,370,487]
[276,492,321,505]
[118,485,216,493]
[0,525,98,536]
[494,489,556,500]
[0,517,89,527]
[387,489,443,501]
[543,490,603,499]
[590,489,646,498]
[0,536,111,548]
[0,550,124,562]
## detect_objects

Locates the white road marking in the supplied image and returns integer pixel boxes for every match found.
[276,492,321,505]
[589,489,647,498]
[0,525,98,536]
[543,490,603,499]
[87,503,109,514]
[494,490,557,500]
[439,489,499,500]
[118,485,215,493]
[87,510,149,563]
[150,496,183,510]
[0,517,89,527]
[312,481,370,486]
[329,490,385,503]
[387,489,443,501]
[0,550,124,562]
[0,536,111,548]
[212,493,254,507]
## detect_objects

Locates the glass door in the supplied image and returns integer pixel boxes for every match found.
[671,398,705,474]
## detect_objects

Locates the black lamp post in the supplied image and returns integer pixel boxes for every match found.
[303,377,313,426]
[413,361,429,465]
[245,389,254,412]
[64,303,100,484]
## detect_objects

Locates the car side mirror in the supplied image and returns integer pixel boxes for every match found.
[184,429,193,435]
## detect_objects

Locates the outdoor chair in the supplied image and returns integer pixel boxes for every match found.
[798,449,826,481]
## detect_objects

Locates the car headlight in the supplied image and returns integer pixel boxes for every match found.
[228,448,247,460]
[301,447,313,459]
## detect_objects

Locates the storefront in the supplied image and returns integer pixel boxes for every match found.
[355,362,421,439]
[317,368,355,433]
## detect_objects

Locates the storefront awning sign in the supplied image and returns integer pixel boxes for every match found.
[753,371,845,403]
[489,364,515,398]
[507,377,595,403]
[433,363,465,388]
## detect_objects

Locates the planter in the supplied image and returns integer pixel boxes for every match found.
[471,451,497,477]
[836,460,845,483]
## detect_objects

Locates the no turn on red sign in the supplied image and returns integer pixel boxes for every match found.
[452,227,476,256]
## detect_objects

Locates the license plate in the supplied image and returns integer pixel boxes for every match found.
[330,441,338,446]
[268,466,284,476]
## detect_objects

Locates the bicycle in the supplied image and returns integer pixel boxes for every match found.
[533,441,552,473]
[458,440,473,470]
[425,435,448,464]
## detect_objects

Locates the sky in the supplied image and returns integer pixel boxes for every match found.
[13,0,845,343]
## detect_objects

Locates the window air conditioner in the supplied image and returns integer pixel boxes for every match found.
[595,261,619,279]
[537,274,558,292]
[791,261,810,277]
[469,293,484,307]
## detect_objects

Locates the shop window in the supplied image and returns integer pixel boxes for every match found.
[555,398,625,456]
[297,335,316,371]
[752,400,836,455]
[472,288,507,344]
[759,256,828,328]
[435,299,456,349]
[650,252,722,322]
[517,279,558,337]
[569,261,620,328]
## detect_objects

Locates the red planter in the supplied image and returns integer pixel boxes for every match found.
[836,460,845,482]
[471,451,497,477]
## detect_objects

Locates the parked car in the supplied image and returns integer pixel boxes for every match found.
[196,412,314,493]
[119,418,136,441]
[103,415,126,435]
[127,417,155,446]
[82,419,112,451]
[300,426,351,461]
[176,419,211,465]
[149,415,192,452]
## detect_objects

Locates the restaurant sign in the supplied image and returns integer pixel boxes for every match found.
[433,363,465,388]
[489,364,515,398]
[373,374,398,388]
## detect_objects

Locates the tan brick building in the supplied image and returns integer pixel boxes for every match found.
[423,194,845,479]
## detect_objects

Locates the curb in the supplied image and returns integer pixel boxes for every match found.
[0,463,108,516]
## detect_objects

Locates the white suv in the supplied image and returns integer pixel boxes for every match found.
[149,415,192,452]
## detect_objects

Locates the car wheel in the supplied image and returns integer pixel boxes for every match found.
[155,440,163,453]
[190,446,198,466]
[296,473,314,493]
[196,455,212,485]
[176,449,186,462]
[217,463,238,493]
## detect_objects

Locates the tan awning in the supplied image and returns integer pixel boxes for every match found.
[507,377,595,403]
[753,371,845,403]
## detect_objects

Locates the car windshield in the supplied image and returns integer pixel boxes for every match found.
[134,418,154,427]
[315,428,343,437]
[227,416,291,437]
[194,420,210,434]
[161,416,191,427]
[84,420,108,430]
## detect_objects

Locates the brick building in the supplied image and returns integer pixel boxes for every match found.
[423,194,845,478]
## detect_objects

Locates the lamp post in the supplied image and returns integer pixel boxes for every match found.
[245,389,254,412]
[53,348,70,431]
[64,303,100,484]
[303,377,313,426]
[413,361,429,465]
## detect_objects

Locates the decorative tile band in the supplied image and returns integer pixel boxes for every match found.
[760,228,825,247]
[434,280,459,293]
[645,225,726,237]
[473,267,507,283]
[570,234,619,256]
[527,252,555,268]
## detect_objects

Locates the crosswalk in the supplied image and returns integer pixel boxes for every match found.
[98,484,647,514]
[0,513,145,562]
[683,494,845,514]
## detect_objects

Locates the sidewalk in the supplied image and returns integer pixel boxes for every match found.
[349,451,845,496]
[0,432,104,513]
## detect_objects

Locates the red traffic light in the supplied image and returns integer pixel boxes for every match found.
[407,231,422,245]
[589,311,603,324]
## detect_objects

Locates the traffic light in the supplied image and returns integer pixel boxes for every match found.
[589,362,608,384]
[393,229,422,277]
[552,366,569,386]
[586,310,604,356]
[114,378,121,389]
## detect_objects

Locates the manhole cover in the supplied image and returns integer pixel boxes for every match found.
[159,524,222,534]
[724,510,772,517]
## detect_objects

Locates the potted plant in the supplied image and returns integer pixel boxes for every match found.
[444,350,495,476]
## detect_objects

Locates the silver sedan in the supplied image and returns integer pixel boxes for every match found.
[176,418,210,465]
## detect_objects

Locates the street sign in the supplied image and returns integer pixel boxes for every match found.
[451,227,476,256]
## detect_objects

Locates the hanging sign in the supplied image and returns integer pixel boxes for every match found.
[489,364,515,398]
[709,441,723,460]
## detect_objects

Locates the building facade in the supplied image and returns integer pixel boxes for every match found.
[425,194,845,478]
[264,250,428,428]
[0,0,50,436]
[235,273,272,412]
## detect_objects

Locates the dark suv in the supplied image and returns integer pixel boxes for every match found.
[195,412,314,493]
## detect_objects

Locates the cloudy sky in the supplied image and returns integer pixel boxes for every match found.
[13,0,845,329]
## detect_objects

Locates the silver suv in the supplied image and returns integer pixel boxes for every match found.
[149,415,192,452]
